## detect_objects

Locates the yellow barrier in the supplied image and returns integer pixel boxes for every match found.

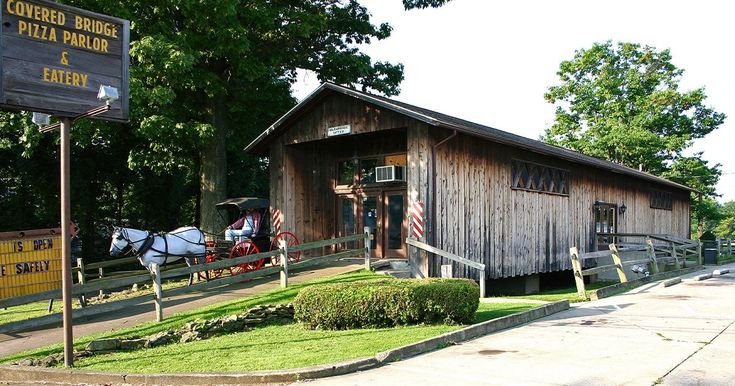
[0,229,62,300]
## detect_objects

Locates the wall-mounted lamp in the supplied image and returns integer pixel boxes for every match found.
[619,203,627,215]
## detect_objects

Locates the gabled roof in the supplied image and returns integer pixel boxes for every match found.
[245,82,694,192]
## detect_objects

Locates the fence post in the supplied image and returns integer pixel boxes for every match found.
[670,242,681,270]
[609,244,628,283]
[364,227,372,270]
[280,238,288,288]
[151,263,163,322]
[646,239,659,275]
[729,238,733,256]
[98,267,105,297]
[569,247,587,298]
[697,240,703,266]
[716,238,722,259]
[479,270,486,299]
[76,258,87,307]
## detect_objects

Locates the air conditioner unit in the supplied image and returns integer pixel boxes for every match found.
[375,165,405,182]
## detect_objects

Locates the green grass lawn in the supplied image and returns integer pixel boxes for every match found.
[1,270,535,373]
[718,255,735,264]
[500,281,617,303]
[0,279,189,325]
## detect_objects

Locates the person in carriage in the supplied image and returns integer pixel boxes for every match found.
[225,208,261,243]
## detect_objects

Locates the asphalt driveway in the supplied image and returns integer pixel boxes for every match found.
[297,264,735,386]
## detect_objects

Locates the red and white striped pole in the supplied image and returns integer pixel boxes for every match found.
[272,209,282,235]
[411,200,424,239]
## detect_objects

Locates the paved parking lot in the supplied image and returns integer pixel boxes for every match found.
[297,264,735,386]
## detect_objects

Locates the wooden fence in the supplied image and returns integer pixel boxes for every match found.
[0,231,372,332]
[715,238,733,258]
[570,234,702,299]
[406,237,486,298]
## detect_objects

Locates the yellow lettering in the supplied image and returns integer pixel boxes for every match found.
[18,20,27,35]
[75,15,82,30]
[40,7,49,23]
[41,67,90,88]
[6,0,15,15]
[101,39,108,52]
[48,26,56,42]
[7,1,65,26]
[60,51,69,66]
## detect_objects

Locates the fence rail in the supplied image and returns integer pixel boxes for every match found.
[570,235,703,299]
[0,231,372,331]
[406,237,486,298]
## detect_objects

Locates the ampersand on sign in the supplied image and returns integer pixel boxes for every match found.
[60,52,69,66]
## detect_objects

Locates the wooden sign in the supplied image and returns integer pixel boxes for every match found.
[0,0,129,122]
[0,228,61,299]
[327,124,351,137]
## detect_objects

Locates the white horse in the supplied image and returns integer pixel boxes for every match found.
[109,226,206,285]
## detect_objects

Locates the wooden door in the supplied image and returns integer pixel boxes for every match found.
[594,203,617,250]
[361,193,382,258]
[383,190,407,258]
[337,194,358,250]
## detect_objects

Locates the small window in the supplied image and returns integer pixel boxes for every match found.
[511,160,569,196]
[337,160,355,185]
[359,159,379,184]
[650,190,672,210]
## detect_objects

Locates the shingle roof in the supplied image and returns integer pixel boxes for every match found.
[245,82,694,192]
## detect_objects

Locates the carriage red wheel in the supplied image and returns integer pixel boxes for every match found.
[229,240,263,275]
[269,232,301,266]
[197,241,225,280]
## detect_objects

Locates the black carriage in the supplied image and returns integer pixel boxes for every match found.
[199,197,300,279]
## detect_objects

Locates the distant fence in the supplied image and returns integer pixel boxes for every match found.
[0,231,372,333]
[715,238,733,258]
[570,234,702,298]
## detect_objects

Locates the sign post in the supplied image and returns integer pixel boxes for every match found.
[60,117,72,367]
[1,0,130,368]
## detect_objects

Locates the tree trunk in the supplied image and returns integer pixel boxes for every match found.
[199,93,228,234]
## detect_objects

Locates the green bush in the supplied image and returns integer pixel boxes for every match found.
[293,278,479,330]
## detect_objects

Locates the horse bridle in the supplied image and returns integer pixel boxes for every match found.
[111,228,153,257]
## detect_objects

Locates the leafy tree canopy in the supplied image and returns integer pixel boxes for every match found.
[543,41,725,176]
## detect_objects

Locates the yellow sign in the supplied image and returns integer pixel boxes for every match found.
[0,230,62,299]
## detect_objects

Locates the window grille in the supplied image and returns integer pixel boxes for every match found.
[650,190,672,210]
[511,160,569,196]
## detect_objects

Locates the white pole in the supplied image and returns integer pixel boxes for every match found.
[364,227,371,270]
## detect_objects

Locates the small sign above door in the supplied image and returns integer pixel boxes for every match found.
[327,124,351,137]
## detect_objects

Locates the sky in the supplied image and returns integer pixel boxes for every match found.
[292,0,735,203]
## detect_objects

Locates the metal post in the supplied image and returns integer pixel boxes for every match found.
[279,238,288,288]
[60,117,74,367]
[364,227,371,270]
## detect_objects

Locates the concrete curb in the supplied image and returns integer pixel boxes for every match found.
[590,266,700,301]
[0,301,569,385]
[696,273,713,281]
[662,278,681,287]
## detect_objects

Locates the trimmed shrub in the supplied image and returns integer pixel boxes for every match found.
[293,278,479,329]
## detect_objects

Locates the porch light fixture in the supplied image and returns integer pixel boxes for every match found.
[97,85,119,105]
[619,203,627,215]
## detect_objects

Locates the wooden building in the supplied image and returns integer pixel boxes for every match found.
[245,83,692,289]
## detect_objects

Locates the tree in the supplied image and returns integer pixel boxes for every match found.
[715,201,735,239]
[2,1,452,237]
[543,41,726,234]
[663,154,721,238]
[544,41,725,174]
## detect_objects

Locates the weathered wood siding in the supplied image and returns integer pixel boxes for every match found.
[269,92,412,250]
[434,132,691,279]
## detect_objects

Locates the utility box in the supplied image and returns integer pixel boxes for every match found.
[704,248,718,265]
